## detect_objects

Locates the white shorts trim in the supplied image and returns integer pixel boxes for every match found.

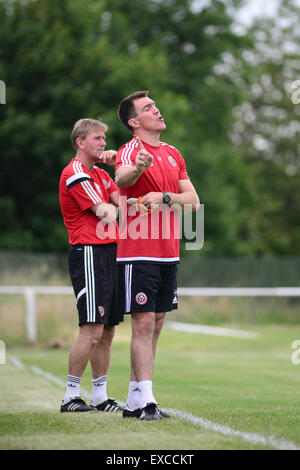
[117,256,180,263]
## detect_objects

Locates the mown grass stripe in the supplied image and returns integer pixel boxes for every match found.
[8,354,298,450]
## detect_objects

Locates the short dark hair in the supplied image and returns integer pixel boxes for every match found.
[117,90,149,133]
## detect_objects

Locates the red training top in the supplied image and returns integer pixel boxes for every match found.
[115,137,189,263]
[59,158,119,245]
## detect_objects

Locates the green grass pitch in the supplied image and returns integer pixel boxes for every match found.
[1,320,300,450]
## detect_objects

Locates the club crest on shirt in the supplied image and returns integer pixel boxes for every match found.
[168,156,177,167]
[135,292,148,305]
[102,179,109,188]
[98,306,105,317]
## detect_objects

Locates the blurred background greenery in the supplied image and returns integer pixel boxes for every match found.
[1,0,300,344]
[1,0,300,256]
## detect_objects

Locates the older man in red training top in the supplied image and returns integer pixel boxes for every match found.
[59,118,123,413]
[115,91,200,420]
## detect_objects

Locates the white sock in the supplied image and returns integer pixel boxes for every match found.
[126,381,141,410]
[91,375,108,405]
[64,375,81,403]
[138,380,157,409]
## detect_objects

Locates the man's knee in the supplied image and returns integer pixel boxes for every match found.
[132,312,155,337]
[80,323,104,343]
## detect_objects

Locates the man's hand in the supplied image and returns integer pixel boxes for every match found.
[141,192,163,208]
[94,202,118,225]
[114,138,154,188]
[135,137,153,173]
[98,150,117,166]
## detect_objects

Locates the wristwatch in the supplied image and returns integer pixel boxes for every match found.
[162,191,171,204]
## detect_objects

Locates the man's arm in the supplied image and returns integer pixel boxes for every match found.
[141,179,200,212]
[109,189,119,207]
[115,137,153,188]
[90,200,118,225]
[115,164,143,188]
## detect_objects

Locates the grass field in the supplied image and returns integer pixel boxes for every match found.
[1,318,300,450]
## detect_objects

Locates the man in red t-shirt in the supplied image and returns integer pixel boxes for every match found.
[59,118,123,413]
[115,91,200,420]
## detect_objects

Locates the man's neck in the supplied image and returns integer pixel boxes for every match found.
[134,131,161,147]
[75,153,94,172]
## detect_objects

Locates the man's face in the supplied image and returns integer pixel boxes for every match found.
[79,129,106,160]
[131,96,166,133]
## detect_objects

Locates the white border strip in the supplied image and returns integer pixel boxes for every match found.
[164,321,257,339]
[8,355,298,450]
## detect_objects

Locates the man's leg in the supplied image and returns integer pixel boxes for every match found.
[131,311,155,382]
[129,311,165,381]
[125,312,167,414]
[68,323,104,379]
[152,312,170,418]
[123,312,161,419]
[89,325,122,411]
[61,323,103,412]
[125,312,157,410]
[152,312,166,361]
[90,325,115,378]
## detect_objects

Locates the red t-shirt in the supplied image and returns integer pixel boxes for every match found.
[115,138,189,263]
[59,158,119,245]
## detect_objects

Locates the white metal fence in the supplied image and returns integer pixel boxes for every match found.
[1,285,300,342]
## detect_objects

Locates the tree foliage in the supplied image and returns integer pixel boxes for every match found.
[0,0,299,255]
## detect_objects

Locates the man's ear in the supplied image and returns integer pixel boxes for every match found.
[128,118,140,130]
[76,137,85,149]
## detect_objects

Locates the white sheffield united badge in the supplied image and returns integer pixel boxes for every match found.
[168,156,177,166]
[98,306,105,317]
[135,292,147,305]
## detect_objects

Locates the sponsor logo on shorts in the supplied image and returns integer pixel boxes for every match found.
[168,156,177,166]
[135,292,148,305]
[98,306,105,317]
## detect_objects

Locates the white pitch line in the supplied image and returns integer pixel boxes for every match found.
[10,355,26,369]
[164,409,299,450]
[8,355,298,450]
[164,321,257,339]
[30,365,68,389]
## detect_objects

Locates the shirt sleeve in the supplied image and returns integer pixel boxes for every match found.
[115,141,138,171]
[176,150,190,180]
[67,173,102,210]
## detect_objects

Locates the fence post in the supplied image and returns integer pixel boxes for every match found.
[24,288,37,342]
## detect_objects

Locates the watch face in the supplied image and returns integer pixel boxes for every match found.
[163,193,171,203]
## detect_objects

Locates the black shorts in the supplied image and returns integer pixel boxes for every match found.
[68,244,123,327]
[117,263,178,314]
